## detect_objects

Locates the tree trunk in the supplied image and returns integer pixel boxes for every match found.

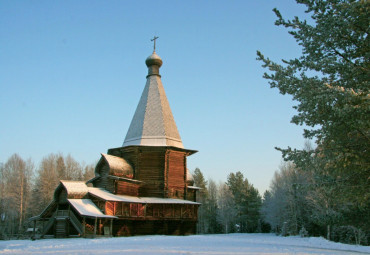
[19,175,24,234]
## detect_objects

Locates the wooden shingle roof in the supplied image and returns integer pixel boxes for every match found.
[122,52,184,149]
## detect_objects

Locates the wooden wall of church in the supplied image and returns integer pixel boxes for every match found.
[113,220,197,236]
[108,146,194,201]
[105,201,115,216]
[166,151,186,199]
[106,179,115,193]
[58,189,68,204]
[116,181,140,196]
[95,164,109,190]
[186,189,197,202]
[137,150,165,197]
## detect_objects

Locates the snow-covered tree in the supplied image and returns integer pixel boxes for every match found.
[206,179,221,233]
[217,182,236,233]
[261,161,311,236]
[2,154,34,234]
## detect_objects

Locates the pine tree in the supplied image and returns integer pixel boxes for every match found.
[257,0,369,236]
[192,168,208,233]
[227,171,262,232]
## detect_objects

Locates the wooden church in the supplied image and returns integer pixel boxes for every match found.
[29,42,200,238]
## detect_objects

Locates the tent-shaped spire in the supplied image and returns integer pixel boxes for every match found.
[122,50,183,149]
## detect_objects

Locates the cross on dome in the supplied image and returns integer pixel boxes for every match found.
[151,36,159,52]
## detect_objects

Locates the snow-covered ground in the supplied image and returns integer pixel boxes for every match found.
[0,233,369,255]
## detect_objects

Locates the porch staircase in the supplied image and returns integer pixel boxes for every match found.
[42,210,83,238]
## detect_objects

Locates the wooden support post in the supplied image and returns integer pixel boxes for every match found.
[82,217,86,237]
[94,217,97,237]
[33,220,36,238]
[110,219,113,237]
[184,155,187,200]
[144,203,147,218]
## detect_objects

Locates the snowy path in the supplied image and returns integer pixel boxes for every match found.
[0,233,369,255]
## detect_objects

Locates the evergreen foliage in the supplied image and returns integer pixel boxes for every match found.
[257,0,369,243]
[192,169,262,234]
[226,171,262,233]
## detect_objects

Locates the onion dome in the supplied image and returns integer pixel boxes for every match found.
[145,52,162,77]
[145,52,163,68]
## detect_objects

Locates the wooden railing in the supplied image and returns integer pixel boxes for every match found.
[68,211,83,235]
[112,203,198,220]
[56,210,69,217]
[42,211,57,236]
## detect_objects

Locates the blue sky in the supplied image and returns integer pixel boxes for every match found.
[0,1,310,194]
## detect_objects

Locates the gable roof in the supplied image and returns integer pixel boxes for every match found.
[54,180,89,200]
[122,52,184,149]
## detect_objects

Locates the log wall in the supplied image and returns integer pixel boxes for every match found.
[136,150,166,197]
[116,181,140,196]
[186,189,197,202]
[166,150,186,199]
[95,164,109,190]
[113,220,197,236]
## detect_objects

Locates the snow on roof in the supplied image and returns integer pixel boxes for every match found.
[107,175,142,184]
[186,169,194,182]
[101,153,134,177]
[88,187,200,205]
[122,71,184,149]
[187,186,201,190]
[26,228,39,232]
[68,199,117,219]
[60,180,89,198]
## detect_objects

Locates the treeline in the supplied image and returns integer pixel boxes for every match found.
[0,153,95,238]
[1,153,368,245]
[194,155,369,245]
[261,158,369,245]
[192,168,265,234]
